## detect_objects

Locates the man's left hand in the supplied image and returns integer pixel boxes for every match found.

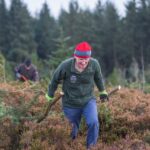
[45,94,53,102]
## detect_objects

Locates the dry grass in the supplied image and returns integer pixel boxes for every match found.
[0,83,150,150]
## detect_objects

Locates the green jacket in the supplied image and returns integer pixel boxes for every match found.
[48,57,105,108]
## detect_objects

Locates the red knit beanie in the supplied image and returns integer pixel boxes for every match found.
[74,42,92,58]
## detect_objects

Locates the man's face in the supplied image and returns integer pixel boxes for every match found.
[25,64,31,70]
[75,56,90,70]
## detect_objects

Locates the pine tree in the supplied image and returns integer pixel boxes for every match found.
[49,28,73,70]
[8,0,36,62]
[136,0,150,65]
[0,0,8,55]
[92,0,105,62]
[75,9,94,43]
[59,0,80,46]
[101,1,119,75]
[117,0,138,68]
[35,2,58,59]
[93,1,119,76]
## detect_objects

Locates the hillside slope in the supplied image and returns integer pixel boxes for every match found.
[0,82,150,150]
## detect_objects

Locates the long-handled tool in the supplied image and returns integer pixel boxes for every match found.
[108,85,121,97]
[100,85,121,103]
[20,75,28,81]
[37,92,64,123]
[37,86,121,123]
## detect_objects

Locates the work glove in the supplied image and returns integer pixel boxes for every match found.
[16,73,21,78]
[45,93,53,102]
[99,90,109,102]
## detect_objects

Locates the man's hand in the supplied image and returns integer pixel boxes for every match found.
[45,94,53,102]
[16,73,21,78]
[16,73,28,81]
[99,90,109,102]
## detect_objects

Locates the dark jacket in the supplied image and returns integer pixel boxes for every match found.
[15,64,39,81]
[48,57,105,108]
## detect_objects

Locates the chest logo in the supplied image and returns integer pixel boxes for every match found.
[70,75,77,83]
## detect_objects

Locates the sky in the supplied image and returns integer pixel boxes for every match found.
[5,0,130,18]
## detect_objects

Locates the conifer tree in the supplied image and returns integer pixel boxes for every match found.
[117,0,138,68]
[136,0,150,65]
[49,28,73,70]
[75,9,94,43]
[102,2,119,75]
[0,0,8,55]
[92,0,105,61]
[93,1,119,75]
[8,0,36,62]
[59,0,80,46]
[35,2,58,59]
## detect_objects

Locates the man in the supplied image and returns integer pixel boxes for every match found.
[46,42,108,149]
[15,58,39,82]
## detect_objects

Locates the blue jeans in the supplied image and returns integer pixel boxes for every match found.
[63,99,99,148]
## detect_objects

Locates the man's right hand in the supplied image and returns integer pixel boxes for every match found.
[16,73,21,78]
[45,94,53,102]
[99,90,109,102]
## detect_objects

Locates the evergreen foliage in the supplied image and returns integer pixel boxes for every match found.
[35,2,58,59]
[0,84,42,124]
[49,28,73,70]
[119,0,138,67]
[7,0,35,61]
[0,0,8,55]
[92,0,104,65]
[99,1,119,75]
[0,53,6,82]
[58,0,80,46]
[107,68,125,86]
[0,0,150,84]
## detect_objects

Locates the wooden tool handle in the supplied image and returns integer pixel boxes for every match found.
[37,92,64,123]
[108,85,121,97]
